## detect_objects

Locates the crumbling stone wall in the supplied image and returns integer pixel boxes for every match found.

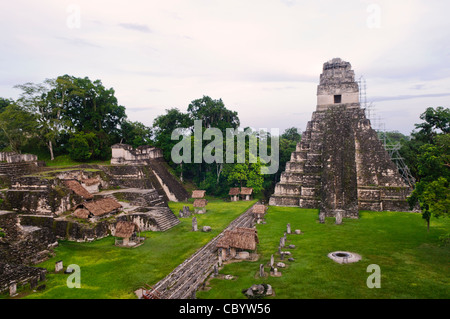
[0,211,57,265]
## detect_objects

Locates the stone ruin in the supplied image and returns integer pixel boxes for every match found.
[111,144,163,165]
[269,58,411,218]
[0,143,191,294]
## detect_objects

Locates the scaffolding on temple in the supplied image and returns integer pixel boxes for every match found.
[358,76,416,188]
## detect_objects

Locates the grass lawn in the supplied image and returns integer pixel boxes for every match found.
[7,199,255,299]
[196,207,450,299]
[3,202,448,299]
[43,155,110,168]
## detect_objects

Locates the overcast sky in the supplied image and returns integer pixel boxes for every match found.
[1,0,449,135]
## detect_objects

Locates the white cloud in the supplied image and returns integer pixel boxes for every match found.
[0,0,449,134]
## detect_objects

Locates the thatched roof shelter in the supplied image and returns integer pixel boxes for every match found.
[252,204,266,215]
[193,198,207,208]
[75,197,122,217]
[192,190,206,198]
[64,180,93,200]
[229,188,240,196]
[216,227,259,251]
[240,187,253,195]
[115,221,139,238]
[73,208,90,219]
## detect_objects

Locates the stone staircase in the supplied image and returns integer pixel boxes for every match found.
[147,207,180,232]
[0,162,39,177]
[269,113,324,208]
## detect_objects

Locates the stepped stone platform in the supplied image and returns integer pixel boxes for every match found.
[269,58,411,218]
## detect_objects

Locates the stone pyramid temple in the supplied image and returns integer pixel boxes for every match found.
[269,58,411,218]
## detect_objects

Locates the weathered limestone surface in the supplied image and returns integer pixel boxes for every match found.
[0,262,46,295]
[269,58,411,216]
[0,211,57,265]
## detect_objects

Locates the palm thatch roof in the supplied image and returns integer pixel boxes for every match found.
[252,204,266,215]
[64,180,93,199]
[229,187,240,196]
[240,187,253,195]
[75,197,122,217]
[73,208,90,219]
[193,198,207,208]
[115,221,139,238]
[192,190,206,198]
[216,227,259,250]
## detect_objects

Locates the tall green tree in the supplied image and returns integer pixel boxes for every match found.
[0,104,38,152]
[14,79,62,160]
[187,96,239,130]
[63,76,127,145]
[119,120,153,148]
[407,107,450,231]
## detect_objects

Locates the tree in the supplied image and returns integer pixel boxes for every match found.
[14,80,62,160]
[68,132,93,161]
[153,108,192,161]
[120,120,153,148]
[0,98,12,113]
[281,127,301,142]
[187,96,240,186]
[414,106,450,143]
[406,107,450,231]
[0,104,37,152]
[187,96,239,131]
[63,76,127,145]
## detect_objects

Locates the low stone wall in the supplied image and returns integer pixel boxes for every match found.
[111,144,163,165]
[7,154,38,163]
[0,262,47,295]
[19,207,178,242]
[0,211,57,265]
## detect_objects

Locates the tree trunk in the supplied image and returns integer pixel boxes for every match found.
[216,163,223,184]
[180,163,184,182]
[48,140,54,161]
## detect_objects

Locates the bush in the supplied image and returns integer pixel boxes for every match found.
[68,132,92,161]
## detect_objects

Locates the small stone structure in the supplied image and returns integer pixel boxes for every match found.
[55,260,63,272]
[229,188,240,202]
[111,143,163,165]
[193,199,207,214]
[191,190,206,199]
[179,205,191,218]
[242,284,273,299]
[216,227,259,261]
[269,58,411,216]
[252,204,266,223]
[192,216,198,232]
[327,251,361,264]
[240,187,253,201]
[114,221,142,247]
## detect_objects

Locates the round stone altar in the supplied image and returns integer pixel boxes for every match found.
[327,251,361,264]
